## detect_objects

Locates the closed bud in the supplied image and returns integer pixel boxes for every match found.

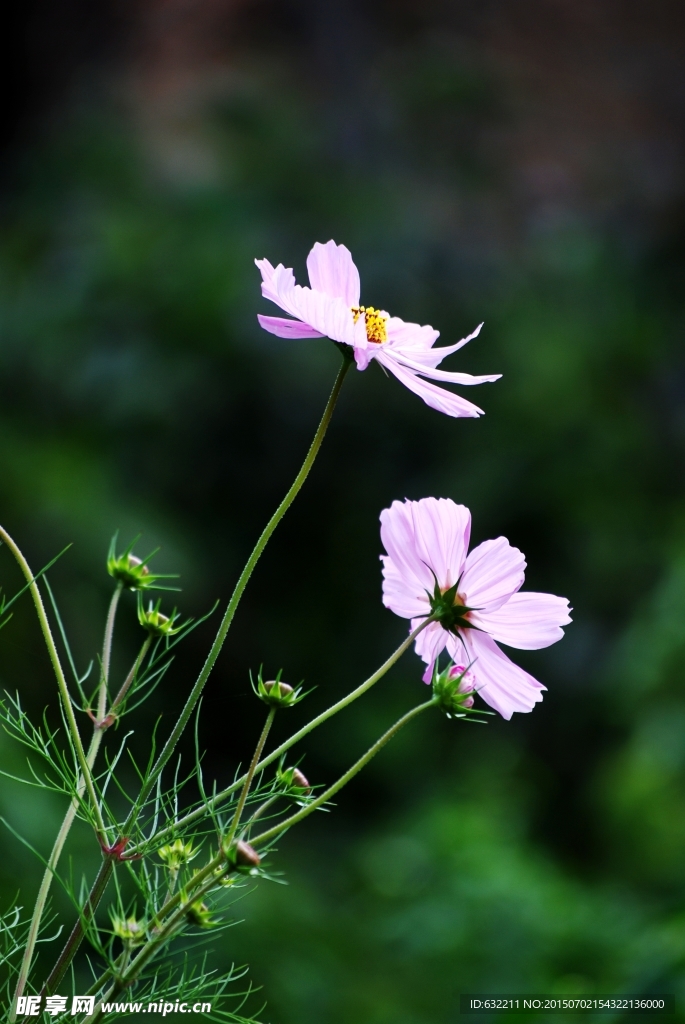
[107,535,178,592]
[277,762,312,797]
[253,668,307,709]
[112,914,146,946]
[291,768,311,792]
[224,839,262,874]
[138,596,186,637]
[185,900,215,928]
[158,839,197,872]
[235,840,261,868]
[432,661,492,721]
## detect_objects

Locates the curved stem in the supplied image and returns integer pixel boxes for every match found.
[224,707,276,849]
[40,356,352,996]
[109,635,152,714]
[97,584,123,722]
[128,357,351,820]
[140,617,433,851]
[10,734,103,1019]
[251,698,437,848]
[12,593,133,1014]
[0,526,105,835]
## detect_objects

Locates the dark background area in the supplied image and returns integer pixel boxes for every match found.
[2,2,685,1021]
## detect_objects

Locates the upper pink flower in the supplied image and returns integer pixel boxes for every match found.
[380,497,572,719]
[255,240,500,418]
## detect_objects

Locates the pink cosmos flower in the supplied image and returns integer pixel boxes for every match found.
[255,240,500,418]
[380,497,572,719]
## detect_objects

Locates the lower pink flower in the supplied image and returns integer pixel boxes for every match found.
[380,497,572,719]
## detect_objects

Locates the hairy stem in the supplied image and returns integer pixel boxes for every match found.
[141,617,432,851]
[130,356,351,819]
[10,734,103,1019]
[97,584,122,723]
[83,699,436,1019]
[252,698,437,847]
[40,357,352,996]
[225,707,276,849]
[11,585,132,1013]
[0,527,105,834]
[41,857,114,998]
[109,635,152,714]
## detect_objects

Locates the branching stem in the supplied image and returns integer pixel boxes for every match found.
[141,616,433,852]
[0,527,105,834]
[39,356,351,996]
[250,698,437,847]
[225,707,276,849]
[130,356,351,820]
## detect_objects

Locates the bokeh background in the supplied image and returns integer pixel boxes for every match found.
[2,1,685,1021]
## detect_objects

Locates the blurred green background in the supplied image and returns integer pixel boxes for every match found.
[2,1,685,1021]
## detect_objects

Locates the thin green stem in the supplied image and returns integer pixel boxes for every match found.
[128,356,351,822]
[109,635,152,714]
[12,604,140,1014]
[225,707,276,848]
[0,526,106,835]
[251,698,437,848]
[40,357,352,997]
[41,857,114,998]
[139,617,432,852]
[241,794,281,836]
[9,733,103,1019]
[97,584,122,723]
[83,699,437,1019]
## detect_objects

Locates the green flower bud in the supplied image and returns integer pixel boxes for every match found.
[158,839,198,872]
[185,900,215,928]
[224,839,261,874]
[138,597,186,636]
[277,763,312,796]
[432,661,492,721]
[112,914,146,946]
[107,534,179,592]
[252,667,307,708]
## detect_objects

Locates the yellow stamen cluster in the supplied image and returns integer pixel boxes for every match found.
[351,305,388,344]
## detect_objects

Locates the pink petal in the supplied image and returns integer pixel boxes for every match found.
[257,315,326,339]
[389,351,501,386]
[408,497,471,590]
[380,500,437,603]
[463,631,545,719]
[411,618,449,668]
[380,498,470,619]
[255,259,296,308]
[380,554,431,619]
[385,318,440,353]
[472,591,572,650]
[421,323,484,365]
[376,353,486,418]
[461,537,526,612]
[306,240,361,307]
[386,321,483,369]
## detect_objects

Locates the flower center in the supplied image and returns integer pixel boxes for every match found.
[429,583,474,633]
[351,305,388,344]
